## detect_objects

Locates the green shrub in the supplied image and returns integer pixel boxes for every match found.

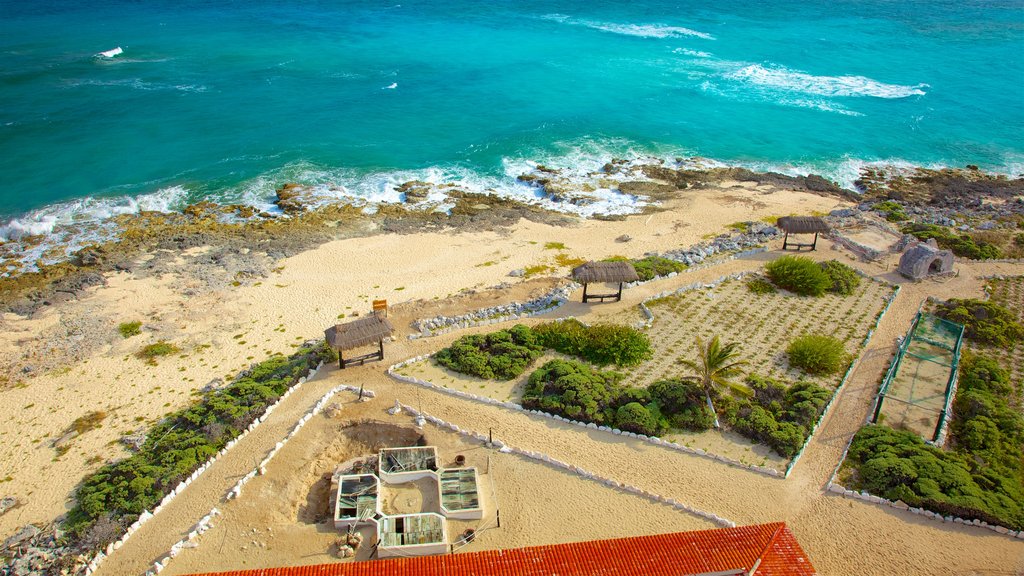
[533,320,652,367]
[746,277,776,295]
[902,223,1002,260]
[934,299,1023,347]
[872,201,908,222]
[845,424,1024,530]
[136,341,180,364]
[647,378,714,431]
[722,375,831,458]
[64,342,333,546]
[522,359,623,425]
[764,255,832,296]
[786,334,848,375]
[819,260,861,296]
[118,321,142,338]
[434,325,544,380]
[630,256,687,281]
[614,402,661,436]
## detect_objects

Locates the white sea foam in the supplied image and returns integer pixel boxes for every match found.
[726,64,928,98]
[64,78,208,93]
[673,48,713,58]
[542,15,714,40]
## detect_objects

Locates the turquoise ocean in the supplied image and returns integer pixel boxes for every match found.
[1,0,1022,246]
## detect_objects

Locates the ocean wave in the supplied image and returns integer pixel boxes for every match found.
[64,78,208,93]
[0,185,190,242]
[673,48,713,58]
[542,14,714,40]
[726,64,928,98]
[3,142,1020,276]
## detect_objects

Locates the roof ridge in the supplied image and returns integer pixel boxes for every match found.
[749,522,787,576]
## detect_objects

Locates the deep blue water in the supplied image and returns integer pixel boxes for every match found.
[1,0,1022,239]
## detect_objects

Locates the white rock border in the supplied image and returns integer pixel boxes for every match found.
[84,359,327,576]
[398,403,736,529]
[142,383,375,576]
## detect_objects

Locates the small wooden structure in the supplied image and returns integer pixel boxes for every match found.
[571,261,639,303]
[897,239,955,280]
[324,315,394,369]
[372,299,388,317]
[777,216,829,251]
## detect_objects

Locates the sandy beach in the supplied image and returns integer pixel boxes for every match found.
[2,181,1023,575]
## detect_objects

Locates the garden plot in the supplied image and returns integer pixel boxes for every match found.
[396,352,572,404]
[627,277,895,389]
[984,277,1024,384]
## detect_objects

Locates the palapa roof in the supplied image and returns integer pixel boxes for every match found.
[777,216,829,234]
[571,260,639,283]
[324,315,394,350]
[185,522,815,576]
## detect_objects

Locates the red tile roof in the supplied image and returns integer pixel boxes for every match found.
[186,522,815,576]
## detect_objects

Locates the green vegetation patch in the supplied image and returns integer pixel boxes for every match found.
[764,255,831,296]
[136,341,181,365]
[842,353,1024,530]
[118,321,142,339]
[433,325,544,380]
[934,298,1023,347]
[605,255,686,282]
[720,376,831,458]
[902,223,1002,260]
[787,334,849,376]
[64,342,335,548]
[820,260,861,296]
[533,319,653,367]
[872,201,909,222]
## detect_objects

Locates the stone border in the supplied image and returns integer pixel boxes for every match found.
[82,360,327,575]
[409,284,577,339]
[387,356,783,479]
[824,480,1024,540]
[143,384,375,575]
[397,403,736,529]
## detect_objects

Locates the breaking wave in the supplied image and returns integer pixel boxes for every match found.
[726,64,928,99]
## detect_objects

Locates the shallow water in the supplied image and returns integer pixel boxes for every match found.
[1,0,1021,234]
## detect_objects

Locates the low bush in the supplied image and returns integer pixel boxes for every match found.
[872,201,909,222]
[934,299,1023,347]
[533,320,652,367]
[764,255,831,296]
[433,325,543,380]
[648,378,714,431]
[722,376,831,458]
[746,277,776,295]
[136,341,181,365]
[64,342,334,546]
[845,424,1023,530]
[615,402,661,436]
[819,260,861,296]
[902,223,1002,260]
[118,321,142,338]
[523,359,624,425]
[786,334,849,375]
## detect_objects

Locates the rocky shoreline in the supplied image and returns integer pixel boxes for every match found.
[0,160,1020,339]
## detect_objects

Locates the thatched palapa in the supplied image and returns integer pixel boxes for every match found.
[777,216,829,251]
[571,261,638,303]
[325,315,394,369]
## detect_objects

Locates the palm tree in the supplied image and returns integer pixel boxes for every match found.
[678,335,748,428]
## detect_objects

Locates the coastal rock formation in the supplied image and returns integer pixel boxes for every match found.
[396,181,432,203]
